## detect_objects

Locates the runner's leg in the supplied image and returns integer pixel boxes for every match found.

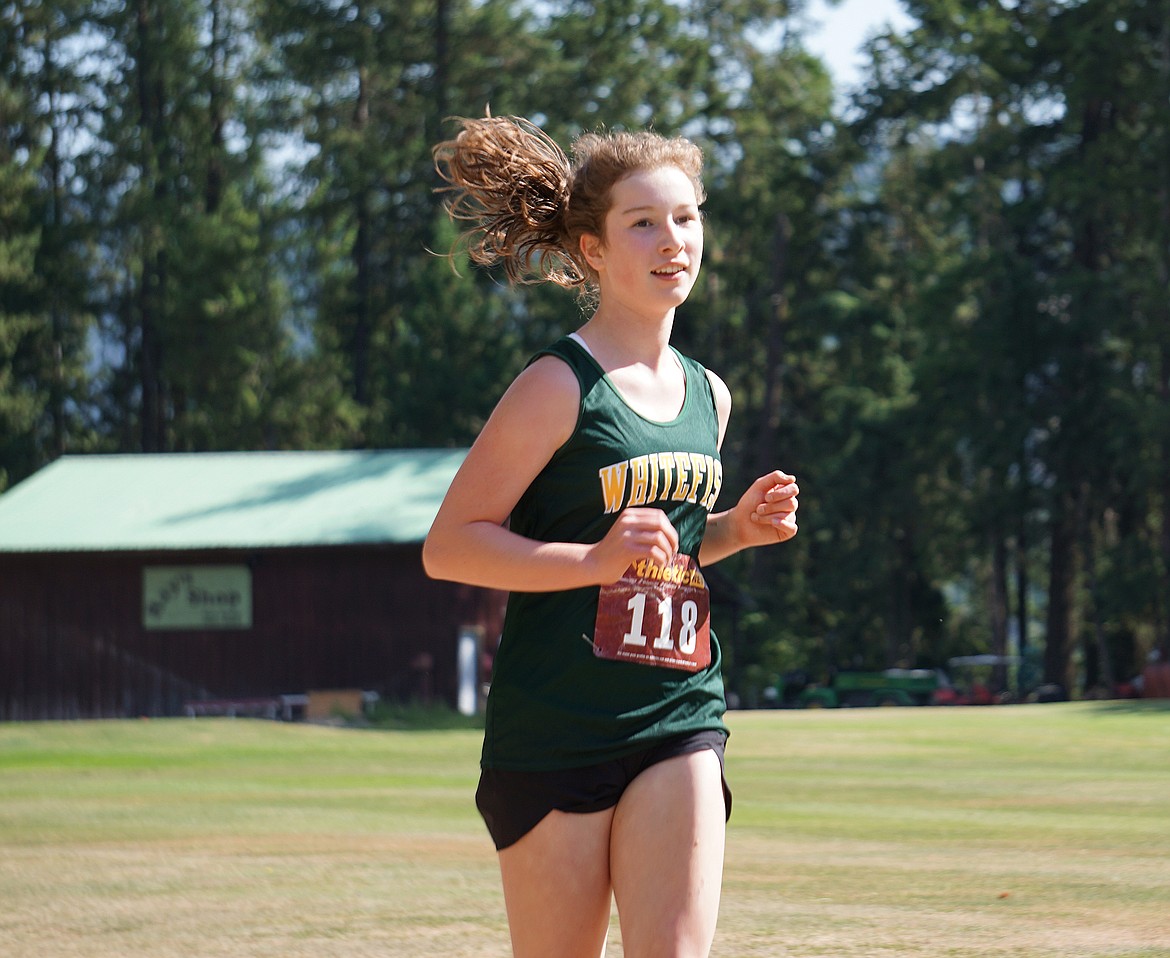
[497,807,616,958]
[608,749,726,958]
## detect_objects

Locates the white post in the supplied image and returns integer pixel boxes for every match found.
[456,627,481,716]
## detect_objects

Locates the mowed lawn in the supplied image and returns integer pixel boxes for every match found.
[1,702,1168,958]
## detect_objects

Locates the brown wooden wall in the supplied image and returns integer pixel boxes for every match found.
[0,546,506,720]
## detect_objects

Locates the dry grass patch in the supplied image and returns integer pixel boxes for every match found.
[2,702,1168,957]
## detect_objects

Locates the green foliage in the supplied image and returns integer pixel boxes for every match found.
[6,0,1169,695]
[837,0,1170,688]
[0,1,99,485]
[0,155,44,491]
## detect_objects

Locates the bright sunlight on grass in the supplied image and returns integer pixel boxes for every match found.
[1,702,1167,958]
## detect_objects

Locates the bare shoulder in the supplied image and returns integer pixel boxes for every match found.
[704,368,732,447]
[494,353,581,445]
[436,353,581,527]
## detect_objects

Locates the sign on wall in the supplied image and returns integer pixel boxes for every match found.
[143,566,252,630]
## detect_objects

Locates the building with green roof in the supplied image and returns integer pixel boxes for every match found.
[0,451,505,720]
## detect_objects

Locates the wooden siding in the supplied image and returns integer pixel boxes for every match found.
[0,546,505,720]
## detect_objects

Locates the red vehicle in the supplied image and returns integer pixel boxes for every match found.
[931,655,1018,705]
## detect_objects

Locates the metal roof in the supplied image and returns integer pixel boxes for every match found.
[0,450,467,553]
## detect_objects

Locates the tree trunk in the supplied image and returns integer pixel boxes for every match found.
[990,531,1009,691]
[1043,490,1077,692]
[1081,513,1114,693]
[431,0,449,146]
[43,30,66,459]
[135,0,168,453]
[1015,517,1029,697]
[205,0,226,214]
[748,213,790,590]
[751,211,790,481]
[351,64,371,410]
[1157,4,1170,659]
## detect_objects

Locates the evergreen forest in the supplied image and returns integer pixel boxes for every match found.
[4,0,1169,701]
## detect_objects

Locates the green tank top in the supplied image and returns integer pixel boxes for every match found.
[481,335,729,771]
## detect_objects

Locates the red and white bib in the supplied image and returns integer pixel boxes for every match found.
[593,554,711,672]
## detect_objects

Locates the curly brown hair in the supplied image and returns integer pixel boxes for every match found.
[433,114,705,293]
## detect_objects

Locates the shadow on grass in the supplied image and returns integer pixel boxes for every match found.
[366,701,486,731]
[358,697,1170,728]
[1086,698,1170,714]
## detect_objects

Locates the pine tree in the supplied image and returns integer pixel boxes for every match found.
[84,0,295,452]
[0,1,97,487]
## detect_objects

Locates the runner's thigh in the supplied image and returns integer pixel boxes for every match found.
[609,749,726,958]
[497,807,616,958]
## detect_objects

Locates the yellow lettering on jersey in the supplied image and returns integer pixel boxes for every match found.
[687,453,707,504]
[658,455,675,501]
[646,453,660,502]
[598,462,629,514]
[701,459,723,510]
[671,452,692,501]
[692,454,714,507]
[628,455,650,507]
[597,452,722,514]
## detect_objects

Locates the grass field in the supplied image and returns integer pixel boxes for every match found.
[1,701,1168,958]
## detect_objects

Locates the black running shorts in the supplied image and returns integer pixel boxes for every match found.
[475,729,732,851]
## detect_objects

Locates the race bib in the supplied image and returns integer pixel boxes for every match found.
[593,554,711,672]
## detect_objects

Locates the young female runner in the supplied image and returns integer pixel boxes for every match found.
[423,115,799,958]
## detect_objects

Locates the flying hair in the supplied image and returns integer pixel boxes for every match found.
[433,112,705,294]
[433,114,577,287]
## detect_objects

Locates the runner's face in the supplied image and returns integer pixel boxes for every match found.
[584,165,703,317]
